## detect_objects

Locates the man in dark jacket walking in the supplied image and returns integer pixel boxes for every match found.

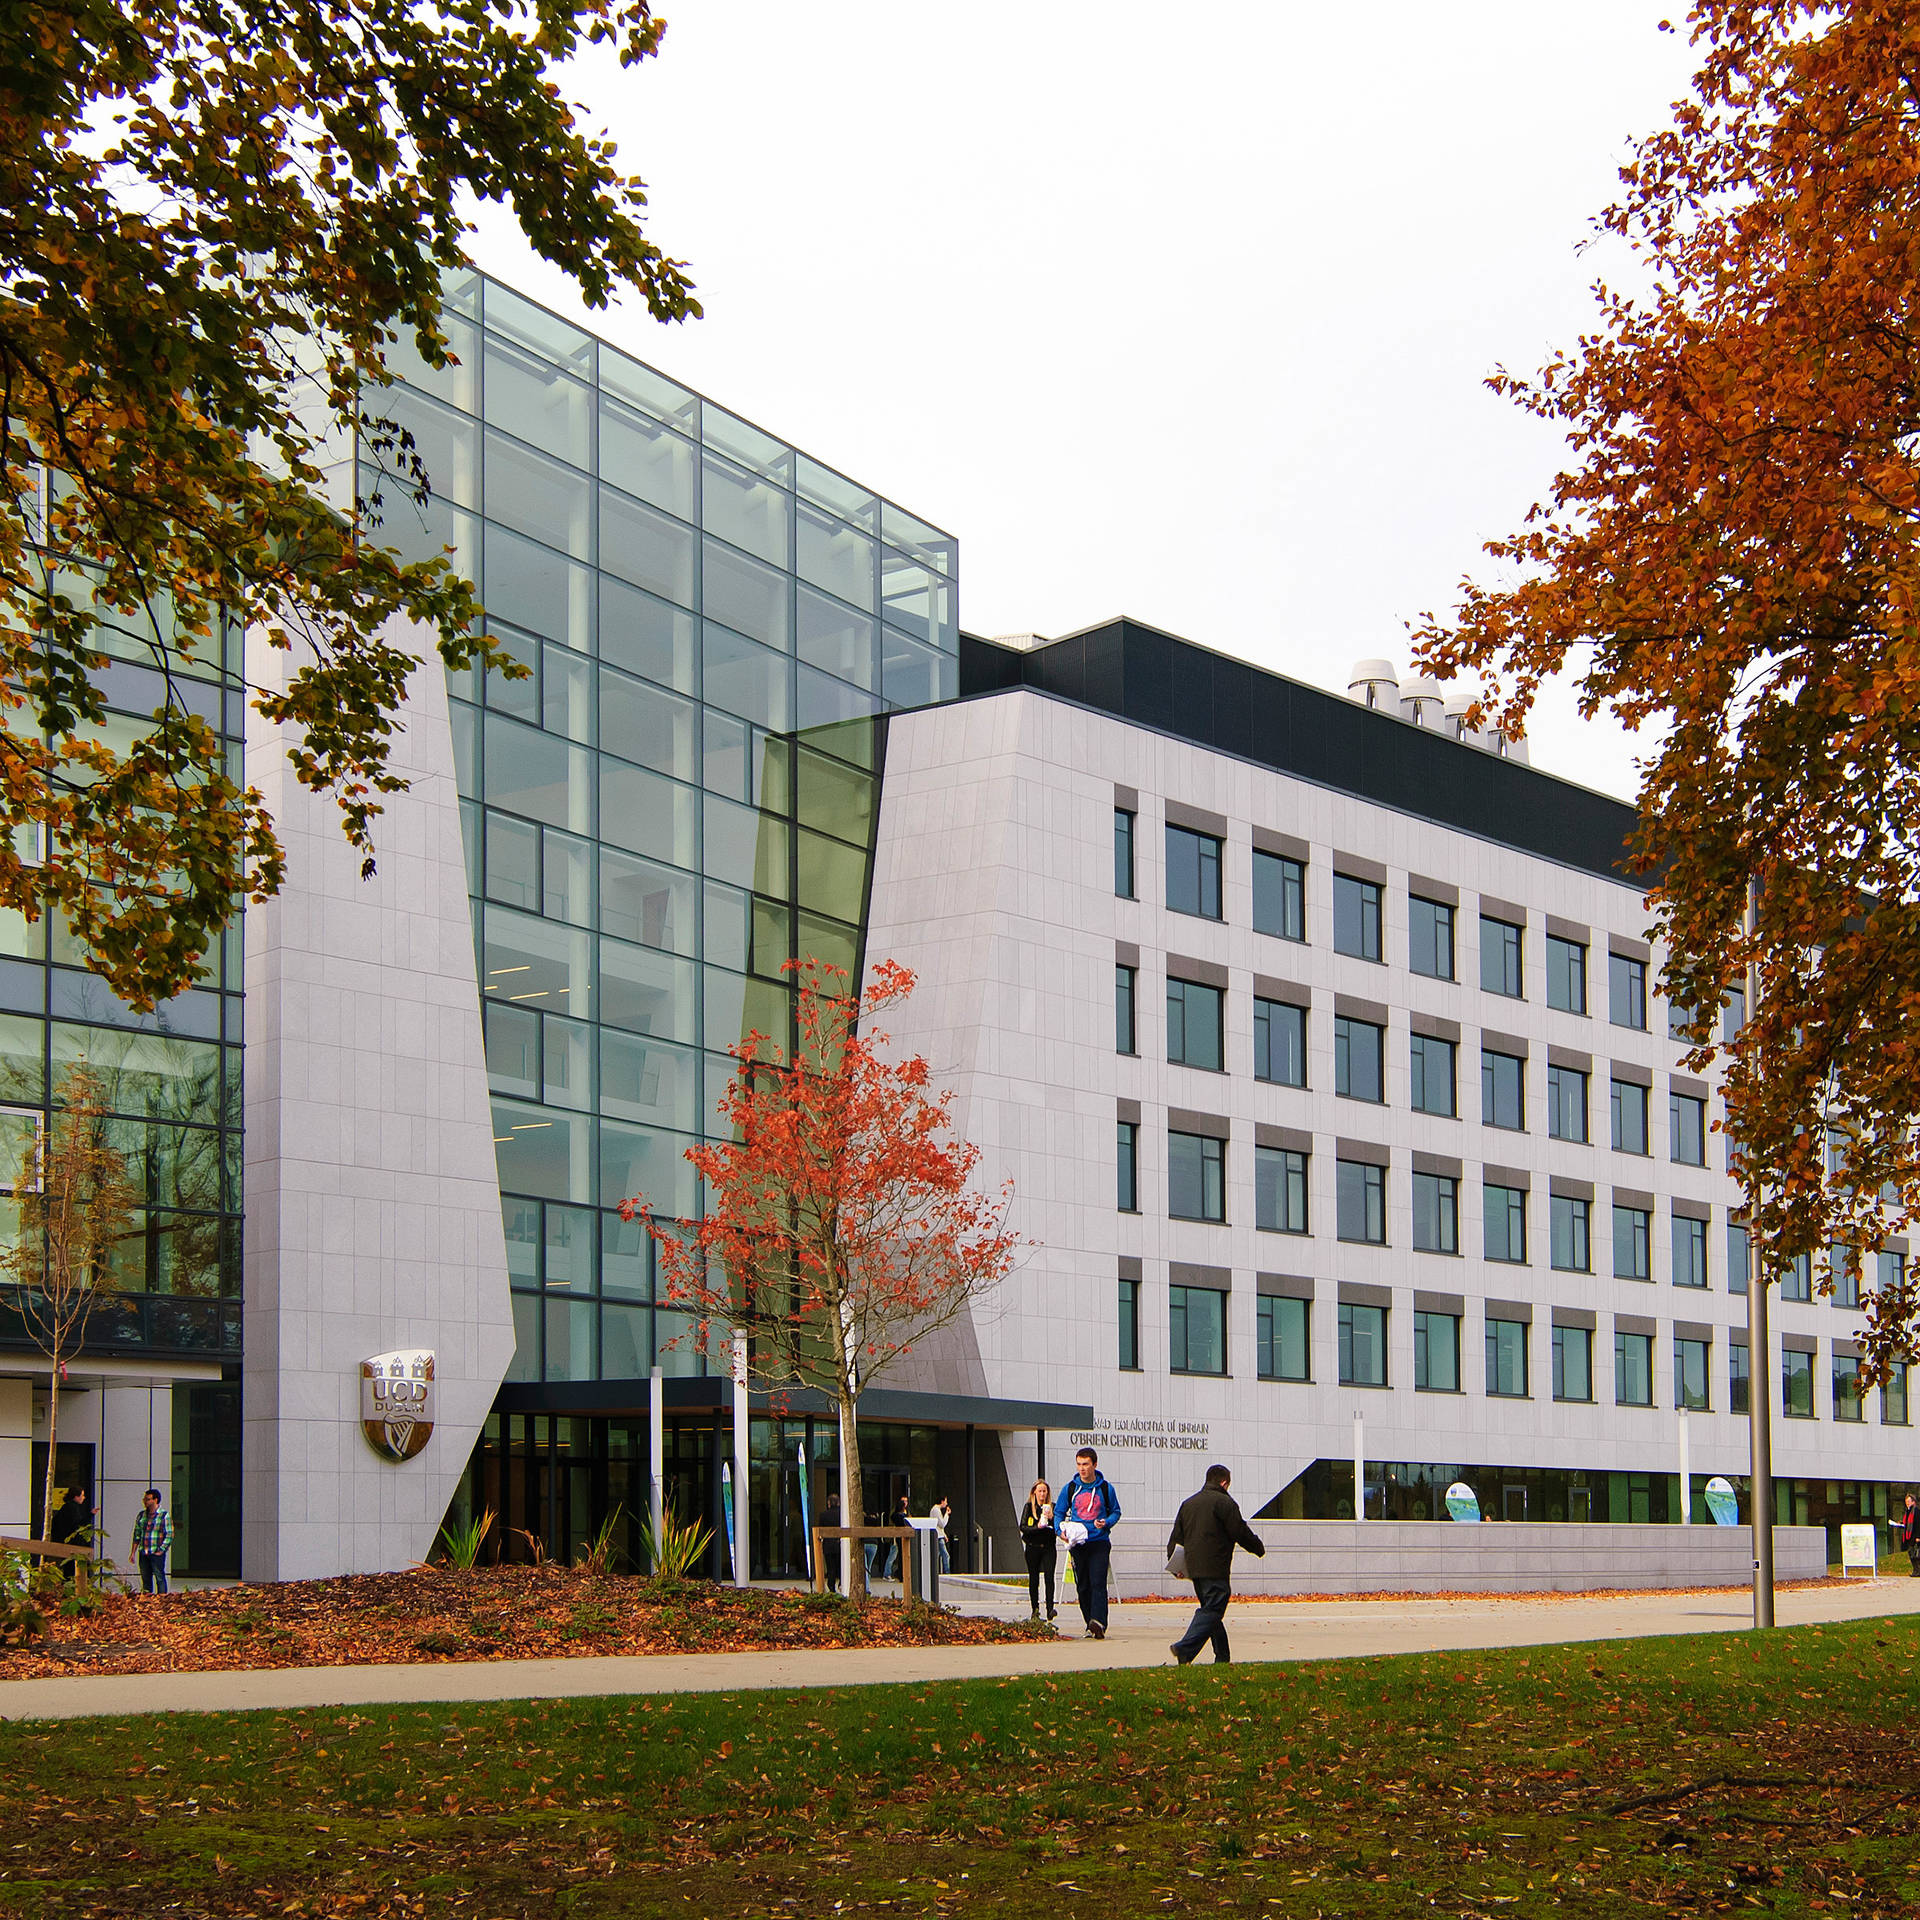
[1166,1464,1265,1665]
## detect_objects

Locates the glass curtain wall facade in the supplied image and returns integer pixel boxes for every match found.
[373,273,958,1568]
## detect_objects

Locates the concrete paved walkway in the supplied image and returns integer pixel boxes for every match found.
[3,1578,1915,1723]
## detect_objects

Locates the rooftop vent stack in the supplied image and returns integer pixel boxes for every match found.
[990,632,1052,653]
[1442,693,1478,745]
[1348,659,1400,711]
[1503,732,1530,765]
[1399,679,1445,729]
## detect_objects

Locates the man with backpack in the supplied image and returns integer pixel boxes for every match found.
[1166,1463,1266,1664]
[1053,1447,1120,1639]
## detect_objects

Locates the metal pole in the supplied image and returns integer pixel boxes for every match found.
[731,1332,750,1588]
[1745,874,1775,1627]
[649,1366,665,1566]
[1353,1412,1366,1521]
[1677,1407,1691,1526]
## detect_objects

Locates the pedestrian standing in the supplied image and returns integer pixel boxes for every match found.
[131,1488,172,1596]
[1902,1492,1919,1576]
[885,1492,911,1580]
[1053,1448,1120,1639]
[1020,1479,1058,1619]
[1166,1463,1266,1665]
[930,1495,953,1574]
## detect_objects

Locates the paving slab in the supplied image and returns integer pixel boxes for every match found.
[3,1577,1915,1723]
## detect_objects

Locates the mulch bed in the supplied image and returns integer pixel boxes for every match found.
[0,1566,1055,1678]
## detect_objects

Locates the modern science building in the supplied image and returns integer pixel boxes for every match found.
[10,272,1913,1581]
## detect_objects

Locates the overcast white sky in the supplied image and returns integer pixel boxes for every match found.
[470,3,1701,804]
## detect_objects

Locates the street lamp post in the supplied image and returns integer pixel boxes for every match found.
[1744,875,1775,1628]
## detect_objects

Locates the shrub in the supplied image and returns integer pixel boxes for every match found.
[639,1511,712,1582]
[436,1507,496,1571]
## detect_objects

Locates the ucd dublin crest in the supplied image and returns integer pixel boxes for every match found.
[361,1350,435,1462]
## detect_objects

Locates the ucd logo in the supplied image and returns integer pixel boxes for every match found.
[360,1350,435,1462]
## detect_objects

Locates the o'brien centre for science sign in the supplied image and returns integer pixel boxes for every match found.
[361,1351,436,1463]
[1070,1418,1212,1454]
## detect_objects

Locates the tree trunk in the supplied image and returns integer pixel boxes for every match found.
[40,1363,58,1556]
[840,1390,866,1602]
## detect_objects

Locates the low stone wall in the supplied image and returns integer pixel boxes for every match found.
[1102,1519,1833,1597]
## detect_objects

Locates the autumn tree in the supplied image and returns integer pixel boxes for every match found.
[1413,0,1920,1376]
[620,961,1023,1601]
[1,0,698,1009]
[0,1063,143,1541]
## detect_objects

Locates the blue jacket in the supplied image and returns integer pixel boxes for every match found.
[1054,1473,1120,1536]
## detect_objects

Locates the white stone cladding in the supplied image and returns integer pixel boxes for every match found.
[865,688,1920,1525]
[241,628,513,1580]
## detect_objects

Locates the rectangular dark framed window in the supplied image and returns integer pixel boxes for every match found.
[1672,1213,1708,1288]
[1410,1033,1456,1117]
[1166,823,1222,920]
[1782,1347,1815,1418]
[1613,1203,1650,1279]
[1114,808,1136,899]
[1115,963,1137,1055]
[1781,1252,1812,1302]
[1168,1129,1225,1222]
[1670,1091,1707,1166]
[1729,1222,1751,1292]
[1254,996,1306,1087]
[1167,976,1224,1071]
[1117,1120,1138,1213]
[1615,1330,1653,1406]
[1482,1050,1524,1130]
[1481,915,1522,996]
[1253,849,1304,942]
[1335,1015,1384,1102]
[1336,1159,1386,1244]
[1413,1310,1460,1392]
[1553,1324,1593,1403]
[1169,1284,1226,1376]
[1338,1301,1386,1387]
[1723,984,1747,1040]
[1611,1078,1649,1154]
[1486,1318,1529,1398]
[1333,874,1383,961]
[1551,1193,1591,1272]
[1730,1340,1750,1414]
[1885,1361,1910,1427]
[1254,1145,1308,1234]
[1667,997,1694,1039]
[1257,1294,1309,1381]
[1484,1182,1526,1263]
[1546,935,1587,1015]
[1879,1247,1906,1296]
[1830,1245,1860,1309]
[1833,1353,1863,1422]
[1609,952,1646,1029]
[1546,1064,1588,1142]
[1410,896,1455,980]
[1117,1276,1140,1371]
[1411,1170,1458,1253]
[1673,1337,1709,1412]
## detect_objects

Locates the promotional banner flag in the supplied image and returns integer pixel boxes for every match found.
[797,1442,813,1578]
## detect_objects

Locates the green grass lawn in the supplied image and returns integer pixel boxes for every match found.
[2,1614,1916,1917]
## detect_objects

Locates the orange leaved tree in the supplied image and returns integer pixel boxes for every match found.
[619,959,1023,1600]
[1413,1,1920,1377]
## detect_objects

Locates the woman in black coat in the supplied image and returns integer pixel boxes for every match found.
[1020,1478,1058,1620]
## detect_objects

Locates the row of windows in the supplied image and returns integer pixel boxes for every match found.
[1118,811,1731,1038]
[1115,1278,1909,1423]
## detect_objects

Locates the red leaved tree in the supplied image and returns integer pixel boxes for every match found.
[619,959,1023,1600]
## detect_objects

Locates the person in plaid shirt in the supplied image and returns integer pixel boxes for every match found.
[130,1488,171,1595]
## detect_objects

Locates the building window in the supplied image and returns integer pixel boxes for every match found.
[1723,983,1747,1041]
[1885,1361,1910,1427]
[1254,1145,1309,1234]
[1166,823,1222,920]
[1667,997,1694,1040]
[1675,1337,1710,1411]
[1253,849,1304,942]
[1782,1347,1815,1418]
[1334,1015,1384,1103]
[1484,1181,1526,1263]
[1609,952,1647,1029]
[1878,1247,1906,1297]
[1168,1130,1225,1222]
[1118,1276,1141,1371]
[1258,1295,1310,1381]
[1167,976,1224,1071]
[1833,1353,1863,1422]
[1339,1302,1387,1387]
[1115,963,1136,1055]
[1830,1245,1860,1309]
[1730,1340,1750,1415]
[1486,1318,1529,1398]
[1672,1213,1708,1289]
[1117,1120,1139,1213]
[1481,914,1522,997]
[1615,1330,1653,1407]
[1482,1049,1524,1130]
[1553,1324,1594,1403]
[1412,1310,1461,1392]
[1611,1078,1650,1155]
[1336,1159,1386,1245]
[1169,1284,1226,1376]
[1334,874,1383,961]
[1546,1064,1589,1142]
[1410,896,1455,980]
[1546,935,1588,1015]
[1729,1222,1751,1292]
[1254,997,1306,1087]
[1114,808,1135,899]
[1551,1194,1591,1272]
[1670,1091,1707,1166]
[1781,1251,1812,1302]
[1412,1170,1459,1253]
[1409,1032,1456,1117]
[1613,1203,1650,1280]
